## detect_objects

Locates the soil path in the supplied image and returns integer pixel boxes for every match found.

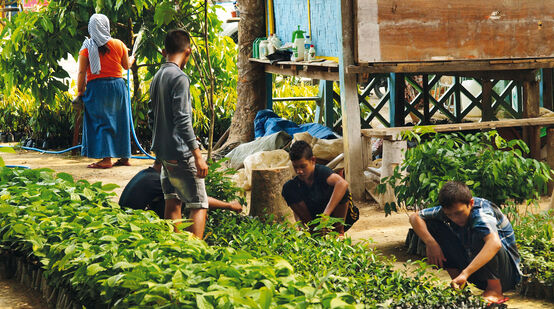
[1,149,553,308]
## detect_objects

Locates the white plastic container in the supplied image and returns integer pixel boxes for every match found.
[259,40,270,60]
[292,38,305,61]
[308,45,316,61]
[269,34,282,49]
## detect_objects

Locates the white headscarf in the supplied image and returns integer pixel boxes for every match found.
[80,14,112,75]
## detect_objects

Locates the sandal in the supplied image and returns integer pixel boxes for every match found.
[486,297,509,307]
[87,162,112,169]
[113,159,131,167]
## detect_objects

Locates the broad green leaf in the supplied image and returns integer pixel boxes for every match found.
[0,147,15,153]
[56,172,74,183]
[101,183,119,191]
[86,263,106,276]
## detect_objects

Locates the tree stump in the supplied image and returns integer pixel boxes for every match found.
[249,167,294,222]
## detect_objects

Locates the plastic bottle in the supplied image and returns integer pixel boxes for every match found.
[304,35,311,52]
[308,45,316,61]
[291,26,305,61]
[267,34,276,55]
[269,34,282,49]
[259,40,269,60]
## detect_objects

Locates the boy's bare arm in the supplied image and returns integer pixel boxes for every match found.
[451,233,502,288]
[409,213,446,268]
[191,148,208,178]
[322,174,348,216]
[77,55,88,96]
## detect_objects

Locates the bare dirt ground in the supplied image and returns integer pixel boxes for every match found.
[1,148,553,308]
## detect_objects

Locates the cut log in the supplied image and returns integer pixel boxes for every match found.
[249,166,294,222]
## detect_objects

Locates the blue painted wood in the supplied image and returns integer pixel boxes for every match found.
[272,0,340,58]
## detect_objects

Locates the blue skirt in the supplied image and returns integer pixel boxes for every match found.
[81,77,131,159]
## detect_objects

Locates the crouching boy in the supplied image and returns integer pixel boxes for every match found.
[281,141,358,235]
[409,181,521,304]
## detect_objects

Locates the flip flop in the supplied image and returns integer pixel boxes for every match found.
[113,159,131,167]
[486,297,509,307]
[87,162,112,169]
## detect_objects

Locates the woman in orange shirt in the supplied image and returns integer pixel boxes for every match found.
[77,14,135,169]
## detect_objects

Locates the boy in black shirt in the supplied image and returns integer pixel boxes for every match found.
[282,141,358,235]
[119,160,242,218]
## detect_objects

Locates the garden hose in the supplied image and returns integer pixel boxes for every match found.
[5,165,30,169]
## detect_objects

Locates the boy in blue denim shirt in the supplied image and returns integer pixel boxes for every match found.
[409,181,520,304]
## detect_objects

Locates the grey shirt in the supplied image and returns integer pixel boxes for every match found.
[148,63,199,161]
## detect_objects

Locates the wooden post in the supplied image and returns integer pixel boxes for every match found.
[389,73,406,127]
[324,81,335,128]
[265,73,273,109]
[454,76,462,122]
[249,167,294,222]
[422,74,430,124]
[339,0,364,200]
[547,128,554,194]
[543,69,553,111]
[481,79,494,121]
[523,71,541,159]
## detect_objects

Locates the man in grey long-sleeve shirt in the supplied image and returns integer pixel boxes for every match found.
[148,29,209,238]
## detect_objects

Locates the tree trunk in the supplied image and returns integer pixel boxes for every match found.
[249,167,294,222]
[222,0,267,150]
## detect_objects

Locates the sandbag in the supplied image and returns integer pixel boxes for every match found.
[293,132,343,162]
[243,149,294,190]
[225,131,292,169]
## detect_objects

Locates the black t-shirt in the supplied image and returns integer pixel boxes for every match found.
[119,167,165,218]
[281,164,349,219]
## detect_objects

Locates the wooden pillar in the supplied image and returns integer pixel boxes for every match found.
[389,73,405,127]
[481,79,494,121]
[454,76,462,122]
[324,81,335,128]
[523,72,541,159]
[422,75,430,124]
[265,73,273,109]
[547,128,554,194]
[543,69,553,111]
[339,0,364,200]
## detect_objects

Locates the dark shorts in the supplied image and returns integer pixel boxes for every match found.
[160,158,208,209]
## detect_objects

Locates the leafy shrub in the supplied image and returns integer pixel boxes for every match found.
[205,158,245,205]
[205,211,485,308]
[513,210,554,286]
[0,167,355,307]
[378,131,552,214]
[272,76,319,125]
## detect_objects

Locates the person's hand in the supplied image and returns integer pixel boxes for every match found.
[426,241,446,268]
[228,201,243,213]
[451,272,468,289]
[195,157,208,178]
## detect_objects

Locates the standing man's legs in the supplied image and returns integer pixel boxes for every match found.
[188,208,208,238]
[161,158,209,238]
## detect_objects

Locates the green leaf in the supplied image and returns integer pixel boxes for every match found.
[82,188,94,200]
[101,183,119,191]
[86,263,106,276]
[57,172,74,183]
[0,147,15,153]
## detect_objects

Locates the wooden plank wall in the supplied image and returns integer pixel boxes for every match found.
[356,0,554,63]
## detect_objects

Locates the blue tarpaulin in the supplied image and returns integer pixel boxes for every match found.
[254,109,338,139]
